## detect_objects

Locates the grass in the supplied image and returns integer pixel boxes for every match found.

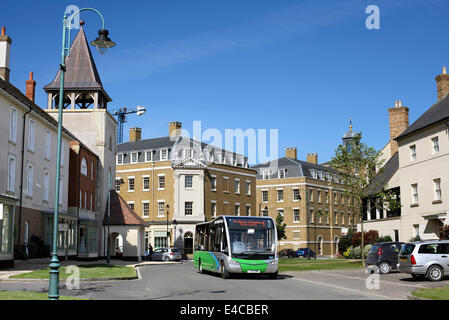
[0,291,88,300]
[278,258,364,272]
[10,264,136,280]
[412,286,449,300]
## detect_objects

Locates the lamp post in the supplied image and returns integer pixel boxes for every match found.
[48,8,115,301]
[166,204,170,247]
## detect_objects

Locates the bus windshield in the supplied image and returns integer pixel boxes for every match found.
[225,217,276,259]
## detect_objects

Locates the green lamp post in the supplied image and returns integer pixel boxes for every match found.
[48,7,115,301]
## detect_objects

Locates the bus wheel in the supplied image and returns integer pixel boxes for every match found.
[198,259,204,274]
[269,272,278,280]
[221,262,230,279]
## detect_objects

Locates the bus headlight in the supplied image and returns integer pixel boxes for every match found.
[229,259,240,265]
[268,260,278,266]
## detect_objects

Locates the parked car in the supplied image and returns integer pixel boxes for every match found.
[297,248,316,258]
[398,240,449,281]
[151,247,182,262]
[279,249,298,258]
[366,242,404,274]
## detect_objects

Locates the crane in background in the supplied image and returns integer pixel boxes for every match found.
[113,106,146,144]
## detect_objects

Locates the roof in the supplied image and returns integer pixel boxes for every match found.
[103,190,149,226]
[365,152,399,196]
[43,27,111,101]
[395,94,449,140]
[251,157,339,179]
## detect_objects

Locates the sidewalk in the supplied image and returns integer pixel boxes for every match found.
[0,258,186,281]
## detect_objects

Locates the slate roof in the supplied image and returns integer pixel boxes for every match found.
[103,190,149,226]
[365,152,399,196]
[251,157,339,179]
[395,94,449,140]
[43,26,111,101]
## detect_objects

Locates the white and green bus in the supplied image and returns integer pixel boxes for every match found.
[193,215,278,279]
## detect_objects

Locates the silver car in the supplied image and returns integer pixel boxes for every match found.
[151,247,182,262]
[398,240,449,281]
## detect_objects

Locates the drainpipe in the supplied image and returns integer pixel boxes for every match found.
[18,106,32,247]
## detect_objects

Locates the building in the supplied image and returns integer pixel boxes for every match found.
[43,24,117,259]
[252,147,358,256]
[115,124,257,257]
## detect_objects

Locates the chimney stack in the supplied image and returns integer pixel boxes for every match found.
[285,147,297,160]
[25,72,36,102]
[169,121,182,138]
[0,26,12,82]
[307,153,318,164]
[129,127,142,142]
[435,66,449,101]
[388,100,409,154]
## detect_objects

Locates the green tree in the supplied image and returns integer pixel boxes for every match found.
[276,212,287,240]
[330,133,399,265]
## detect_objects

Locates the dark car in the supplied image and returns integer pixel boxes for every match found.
[279,249,297,258]
[366,242,404,274]
[297,248,316,258]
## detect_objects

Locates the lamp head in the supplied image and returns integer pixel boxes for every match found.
[91,29,115,55]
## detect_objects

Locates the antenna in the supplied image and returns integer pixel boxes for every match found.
[112,106,147,144]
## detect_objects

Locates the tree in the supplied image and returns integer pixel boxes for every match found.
[330,133,399,265]
[441,224,449,240]
[276,212,287,241]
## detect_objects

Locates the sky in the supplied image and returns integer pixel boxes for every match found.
[2,0,449,165]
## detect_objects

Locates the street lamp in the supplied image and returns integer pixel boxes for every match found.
[48,7,115,301]
[166,204,170,247]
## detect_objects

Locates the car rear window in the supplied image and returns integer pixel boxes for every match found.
[171,248,179,252]
[369,245,379,254]
[400,244,415,255]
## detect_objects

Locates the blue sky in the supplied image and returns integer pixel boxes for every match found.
[2,0,449,164]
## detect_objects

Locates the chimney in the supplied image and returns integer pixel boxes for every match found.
[129,127,142,142]
[285,147,297,160]
[0,26,12,82]
[306,153,318,164]
[388,100,409,154]
[25,72,36,102]
[435,66,449,101]
[169,121,182,138]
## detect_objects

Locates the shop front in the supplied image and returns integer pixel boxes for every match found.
[43,211,78,259]
[0,196,17,268]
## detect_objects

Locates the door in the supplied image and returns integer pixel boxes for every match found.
[437,243,449,272]
[152,248,163,261]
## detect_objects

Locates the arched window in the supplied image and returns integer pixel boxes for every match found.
[334,236,339,255]
[81,158,88,176]
[317,235,323,255]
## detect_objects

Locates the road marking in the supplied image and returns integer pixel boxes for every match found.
[291,277,394,299]
[311,271,428,289]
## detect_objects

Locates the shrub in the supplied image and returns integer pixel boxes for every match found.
[347,246,355,259]
[353,246,362,259]
[14,245,28,260]
[382,235,393,242]
[440,224,449,240]
[28,235,50,258]
[410,235,421,242]
[343,247,350,258]
[364,244,373,256]
[352,230,379,247]
[338,234,352,255]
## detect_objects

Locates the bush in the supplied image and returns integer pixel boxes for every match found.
[343,247,350,258]
[440,224,449,240]
[28,235,50,258]
[353,246,362,259]
[374,235,393,243]
[14,245,28,260]
[338,234,352,255]
[352,230,379,247]
[347,246,354,259]
[410,235,421,242]
[364,244,373,256]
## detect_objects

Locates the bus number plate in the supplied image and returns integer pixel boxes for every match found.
[247,270,260,273]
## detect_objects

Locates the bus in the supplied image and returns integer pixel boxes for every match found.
[193,215,278,279]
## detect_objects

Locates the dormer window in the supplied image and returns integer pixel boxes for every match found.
[278,169,285,179]
[131,152,138,163]
[317,171,323,180]
[145,150,153,162]
[161,149,168,160]
[310,169,317,179]
[117,153,123,165]
[263,170,270,180]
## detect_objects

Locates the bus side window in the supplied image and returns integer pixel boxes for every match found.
[214,227,222,252]
[221,228,228,253]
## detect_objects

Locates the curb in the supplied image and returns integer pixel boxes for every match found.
[407,294,430,300]
[0,276,138,283]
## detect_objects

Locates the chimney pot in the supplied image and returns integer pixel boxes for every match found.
[443,66,447,75]
[306,153,318,164]
[25,71,36,102]
[129,127,142,142]
[1,27,5,36]
[169,121,182,138]
[285,147,297,160]
[0,26,12,82]
[435,67,449,100]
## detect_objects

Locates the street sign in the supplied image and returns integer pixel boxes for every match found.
[58,223,68,232]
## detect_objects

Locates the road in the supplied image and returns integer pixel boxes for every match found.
[0,260,447,300]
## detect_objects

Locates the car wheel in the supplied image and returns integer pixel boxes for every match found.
[379,262,391,274]
[164,256,170,262]
[426,265,444,282]
[221,262,230,279]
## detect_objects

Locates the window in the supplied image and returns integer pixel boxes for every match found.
[81,158,88,175]
[262,190,268,202]
[211,176,217,191]
[7,155,15,192]
[410,145,416,161]
[128,177,135,192]
[45,129,51,159]
[262,170,270,180]
[262,208,268,217]
[145,151,152,162]
[431,137,439,154]
[278,169,285,179]
[43,170,49,201]
[293,188,300,201]
[325,191,329,203]
[318,210,323,224]
[158,202,165,217]
[293,231,301,240]
[211,202,217,217]
[334,211,338,224]
[246,181,251,195]
[160,149,168,160]
[411,183,419,205]
[142,202,149,217]
[131,152,138,163]
[79,190,82,209]
[84,191,87,210]
[434,179,442,201]
[277,209,284,217]
[143,176,150,191]
[246,205,251,216]
[341,212,345,225]
[310,209,314,224]
[310,169,317,179]
[128,202,135,211]
[334,192,337,205]
[158,175,165,189]
[117,153,123,165]
[234,179,240,194]
[28,118,35,151]
[185,175,193,189]
[293,209,300,222]
[91,161,94,179]
[223,177,229,192]
[277,189,284,202]
[9,107,17,143]
[317,190,322,203]
[115,179,121,192]
[26,163,33,197]
[185,202,193,216]
[90,194,93,211]
[235,204,240,216]
[317,171,323,180]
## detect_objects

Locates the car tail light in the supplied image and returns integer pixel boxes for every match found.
[170,252,174,255]
[377,247,382,256]
[410,255,416,265]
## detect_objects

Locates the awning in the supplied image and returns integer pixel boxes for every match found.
[422,212,447,221]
